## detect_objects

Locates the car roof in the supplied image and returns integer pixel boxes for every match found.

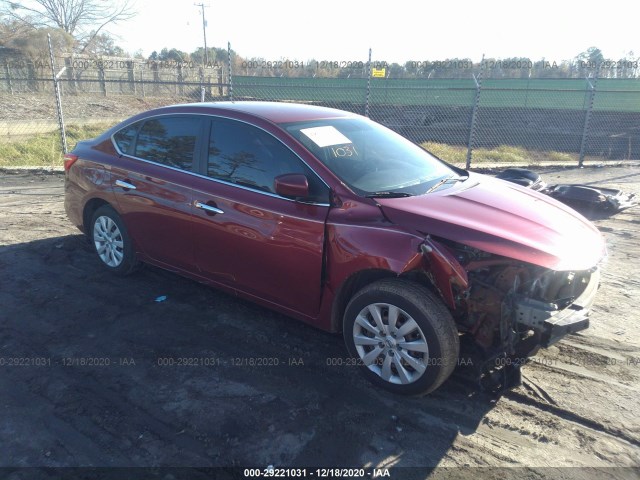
[170,101,359,124]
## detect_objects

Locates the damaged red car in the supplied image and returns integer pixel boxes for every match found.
[64,102,606,395]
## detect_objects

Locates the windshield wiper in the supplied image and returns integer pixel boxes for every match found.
[365,191,415,198]
[426,175,463,194]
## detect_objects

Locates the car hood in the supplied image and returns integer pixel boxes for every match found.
[376,173,606,271]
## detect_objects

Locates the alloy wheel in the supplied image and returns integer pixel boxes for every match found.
[352,303,429,385]
[93,215,125,267]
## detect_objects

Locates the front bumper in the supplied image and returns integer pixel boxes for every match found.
[514,267,601,347]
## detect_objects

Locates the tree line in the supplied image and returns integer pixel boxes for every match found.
[1,0,638,79]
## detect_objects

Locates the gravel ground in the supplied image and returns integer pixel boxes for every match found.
[0,165,639,479]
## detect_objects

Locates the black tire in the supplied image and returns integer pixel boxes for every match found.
[90,205,138,276]
[343,278,459,396]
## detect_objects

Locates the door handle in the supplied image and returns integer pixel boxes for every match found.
[194,201,224,215]
[115,179,136,190]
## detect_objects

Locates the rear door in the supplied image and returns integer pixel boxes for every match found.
[191,117,331,318]
[110,115,206,273]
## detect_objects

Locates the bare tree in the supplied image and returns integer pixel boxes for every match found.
[0,0,136,52]
[0,17,32,44]
[1,25,74,58]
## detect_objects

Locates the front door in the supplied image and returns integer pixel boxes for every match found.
[191,117,330,317]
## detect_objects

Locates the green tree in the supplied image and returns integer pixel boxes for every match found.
[157,48,190,63]
[576,47,605,66]
[191,46,233,65]
[614,51,638,78]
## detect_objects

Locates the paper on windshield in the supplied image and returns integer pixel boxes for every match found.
[300,126,352,148]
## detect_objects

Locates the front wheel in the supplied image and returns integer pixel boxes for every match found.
[90,205,138,275]
[343,278,459,396]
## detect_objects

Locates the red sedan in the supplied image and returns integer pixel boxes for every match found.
[64,102,606,395]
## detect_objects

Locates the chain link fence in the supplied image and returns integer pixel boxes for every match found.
[1,44,639,168]
[0,57,61,164]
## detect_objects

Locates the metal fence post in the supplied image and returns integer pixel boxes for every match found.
[364,48,372,117]
[217,68,223,97]
[98,64,107,96]
[127,60,136,94]
[578,67,600,167]
[47,33,67,155]
[26,61,37,92]
[466,57,484,169]
[140,66,145,98]
[151,62,159,94]
[177,63,183,96]
[5,62,13,94]
[227,42,233,101]
[199,66,205,102]
[64,57,76,94]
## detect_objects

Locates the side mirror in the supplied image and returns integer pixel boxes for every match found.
[274,173,309,199]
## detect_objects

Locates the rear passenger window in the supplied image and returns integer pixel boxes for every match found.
[134,117,202,171]
[113,121,141,155]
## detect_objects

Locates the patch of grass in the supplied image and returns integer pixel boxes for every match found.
[473,145,533,163]
[0,129,588,169]
[0,133,61,168]
[0,123,115,168]
[421,142,468,164]
[421,142,580,165]
[544,150,578,163]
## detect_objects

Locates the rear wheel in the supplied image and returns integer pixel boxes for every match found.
[90,205,138,275]
[343,278,459,396]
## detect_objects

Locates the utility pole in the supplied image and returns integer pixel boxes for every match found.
[195,3,209,65]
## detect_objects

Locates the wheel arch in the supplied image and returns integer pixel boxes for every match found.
[341,276,460,395]
[329,268,443,333]
[82,198,112,236]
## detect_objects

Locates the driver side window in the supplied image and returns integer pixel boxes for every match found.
[207,119,328,202]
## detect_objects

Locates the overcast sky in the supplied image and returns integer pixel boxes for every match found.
[110,0,639,62]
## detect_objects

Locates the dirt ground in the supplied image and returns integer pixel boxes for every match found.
[0,165,639,478]
[0,93,184,121]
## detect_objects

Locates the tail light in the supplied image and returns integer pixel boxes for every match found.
[64,153,78,172]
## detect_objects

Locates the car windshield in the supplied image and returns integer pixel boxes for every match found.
[282,117,458,196]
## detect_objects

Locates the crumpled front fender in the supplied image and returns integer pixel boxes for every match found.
[420,237,469,309]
